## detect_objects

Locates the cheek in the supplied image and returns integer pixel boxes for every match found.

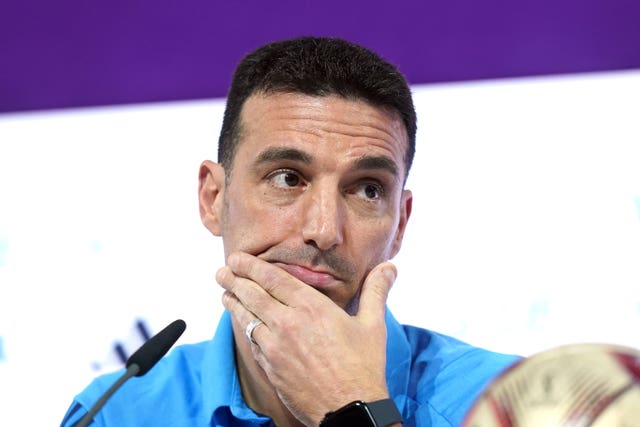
[349,219,398,267]
[223,197,297,252]
[362,214,398,249]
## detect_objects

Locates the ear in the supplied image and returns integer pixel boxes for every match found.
[198,160,226,236]
[389,189,412,258]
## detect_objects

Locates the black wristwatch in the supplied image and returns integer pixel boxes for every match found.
[319,398,402,427]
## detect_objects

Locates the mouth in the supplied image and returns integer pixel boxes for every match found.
[274,262,339,288]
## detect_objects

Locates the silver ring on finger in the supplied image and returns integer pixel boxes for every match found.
[245,318,264,345]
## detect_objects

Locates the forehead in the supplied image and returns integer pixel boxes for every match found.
[234,92,408,176]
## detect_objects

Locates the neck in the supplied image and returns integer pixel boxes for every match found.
[232,321,306,427]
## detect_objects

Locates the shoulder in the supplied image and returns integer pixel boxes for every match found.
[113,339,210,397]
[401,324,520,426]
[63,340,211,426]
[402,324,519,369]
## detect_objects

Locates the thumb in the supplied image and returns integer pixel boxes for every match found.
[357,262,397,322]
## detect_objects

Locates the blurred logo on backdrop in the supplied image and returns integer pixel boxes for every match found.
[91,318,153,373]
[0,237,7,266]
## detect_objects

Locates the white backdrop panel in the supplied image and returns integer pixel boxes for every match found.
[0,70,639,426]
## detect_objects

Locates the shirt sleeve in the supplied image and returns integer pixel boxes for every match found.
[60,400,91,427]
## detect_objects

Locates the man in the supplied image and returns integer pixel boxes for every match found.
[61,37,519,427]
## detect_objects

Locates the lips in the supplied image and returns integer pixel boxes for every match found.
[276,262,338,288]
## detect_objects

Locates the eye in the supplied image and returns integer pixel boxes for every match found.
[268,169,303,188]
[355,182,384,200]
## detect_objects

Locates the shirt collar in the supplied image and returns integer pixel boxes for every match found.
[201,311,270,424]
[384,308,412,399]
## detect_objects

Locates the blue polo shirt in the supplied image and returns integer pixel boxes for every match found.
[61,310,519,427]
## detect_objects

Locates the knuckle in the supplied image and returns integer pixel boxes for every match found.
[270,311,298,336]
[261,269,281,291]
[259,271,291,301]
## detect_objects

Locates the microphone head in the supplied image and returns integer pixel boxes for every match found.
[126,319,186,376]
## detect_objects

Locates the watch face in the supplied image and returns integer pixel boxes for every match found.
[324,401,375,427]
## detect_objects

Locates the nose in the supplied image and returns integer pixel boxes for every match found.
[301,184,345,251]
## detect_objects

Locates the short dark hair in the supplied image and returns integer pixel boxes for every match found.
[217,36,417,181]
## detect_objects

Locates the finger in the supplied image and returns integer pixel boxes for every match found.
[221,290,270,345]
[356,262,397,323]
[227,252,317,306]
[217,264,285,324]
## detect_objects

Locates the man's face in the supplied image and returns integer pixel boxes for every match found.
[202,92,412,312]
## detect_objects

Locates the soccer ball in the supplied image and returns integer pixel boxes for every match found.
[462,343,640,426]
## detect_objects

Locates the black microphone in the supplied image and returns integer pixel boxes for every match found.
[75,319,186,427]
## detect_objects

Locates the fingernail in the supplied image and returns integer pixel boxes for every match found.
[216,266,227,283]
[221,291,235,309]
[227,252,239,267]
[384,266,397,282]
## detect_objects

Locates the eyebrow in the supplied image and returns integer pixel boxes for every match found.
[253,147,399,178]
[355,155,399,178]
[255,147,312,165]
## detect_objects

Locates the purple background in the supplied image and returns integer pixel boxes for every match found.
[1,0,639,113]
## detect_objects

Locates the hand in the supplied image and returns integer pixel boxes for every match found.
[216,252,397,426]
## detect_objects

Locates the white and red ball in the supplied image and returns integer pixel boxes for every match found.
[463,343,640,426]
